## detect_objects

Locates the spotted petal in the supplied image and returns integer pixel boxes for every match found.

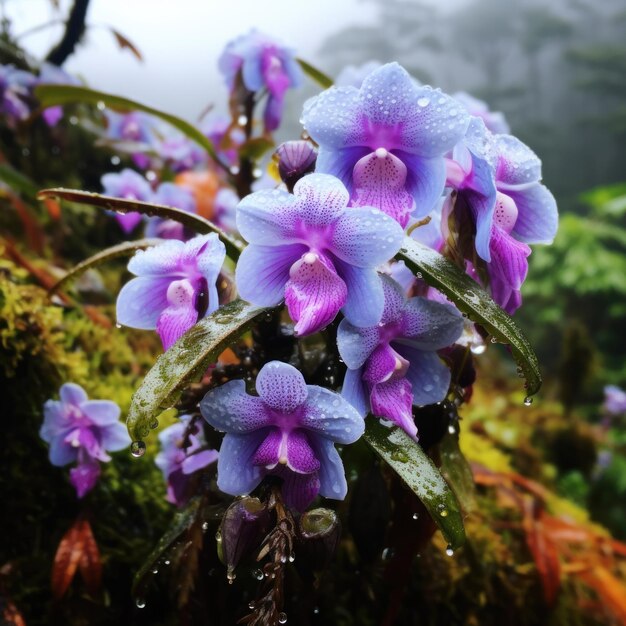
[336,319,379,370]
[255,361,308,413]
[397,345,452,407]
[370,377,417,440]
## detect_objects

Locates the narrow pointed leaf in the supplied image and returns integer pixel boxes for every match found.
[0,163,39,197]
[364,418,465,549]
[127,299,274,441]
[37,188,244,260]
[437,433,476,513]
[50,238,162,295]
[397,237,541,397]
[34,84,220,163]
[296,58,333,89]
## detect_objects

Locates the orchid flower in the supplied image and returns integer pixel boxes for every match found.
[302,62,470,227]
[201,361,364,511]
[101,168,154,233]
[235,173,404,336]
[338,276,463,440]
[116,234,226,349]
[40,383,130,498]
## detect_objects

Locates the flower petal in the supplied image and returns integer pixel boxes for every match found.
[301,86,367,149]
[293,173,350,227]
[334,261,384,328]
[216,431,267,496]
[300,386,365,444]
[285,251,347,336]
[252,428,281,468]
[363,343,403,385]
[80,400,120,425]
[49,438,77,466]
[201,379,269,433]
[350,149,414,227]
[116,276,171,330]
[59,383,88,407]
[396,151,447,218]
[507,183,558,245]
[116,212,143,234]
[336,319,379,369]
[397,85,471,158]
[495,135,541,186]
[489,225,530,291]
[400,297,464,350]
[309,437,348,500]
[340,367,369,418]
[127,239,185,276]
[236,188,300,245]
[380,274,408,324]
[287,430,320,474]
[397,345,451,406]
[255,361,308,413]
[278,467,320,511]
[70,460,100,498]
[156,279,199,350]
[370,377,417,440]
[181,449,218,475]
[330,206,404,268]
[465,152,497,262]
[100,422,132,452]
[315,145,371,193]
[235,243,307,307]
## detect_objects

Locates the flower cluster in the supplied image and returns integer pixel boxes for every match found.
[40,383,130,498]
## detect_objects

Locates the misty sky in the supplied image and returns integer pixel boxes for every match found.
[4,0,383,120]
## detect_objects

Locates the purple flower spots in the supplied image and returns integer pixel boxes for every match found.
[338,276,463,440]
[235,173,404,335]
[302,62,470,227]
[200,361,364,511]
[40,383,130,498]
[116,234,226,349]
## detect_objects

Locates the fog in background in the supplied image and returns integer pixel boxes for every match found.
[4,0,626,204]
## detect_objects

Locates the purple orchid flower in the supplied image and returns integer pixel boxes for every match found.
[202,114,244,167]
[235,173,404,336]
[218,30,303,132]
[200,361,364,511]
[155,415,218,506]
[155,133,207,172]
[40,383,130,498]
[104,110,159,168]
[144,182,197,240]
[444,120,557,313]
[302,62,470,228]
[453,91,510,135]
[116,234,226,349]
[603,385,626,418]
[338,275,463,440]
[213,187,239,234]
[101,168,154,233]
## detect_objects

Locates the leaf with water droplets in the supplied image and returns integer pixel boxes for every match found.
[49,238,163,295]
[126,299,274,441]
[437,433,476,514]
[37,188,243,261]
[396,236,541,398]
[364,418,465,549]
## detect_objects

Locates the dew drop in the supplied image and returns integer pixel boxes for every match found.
[164,560,170,565]
[248,601,256,609]
[288,554,295,563]
[201,521,209,532]
[471,343,486,355]
[524,396,533,406]
[152,567,159,574]
[278,613,288,624]
[412,513,419,520]
[253,568,264,580]
[237,114,248,126]
[226,569,236,584]
[437,504,448,518]
[382,547,395,560]
[149,419,159,430]
[445,545,454,557]
[448,424,456,434]
[135,598,146,608]
[417,97,430,108]
[115,323,122,329]
[130,440,146,457]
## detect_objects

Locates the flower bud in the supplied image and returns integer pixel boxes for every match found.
[275,141,317,192]
[217,497,271,573]
[296,508,341,571]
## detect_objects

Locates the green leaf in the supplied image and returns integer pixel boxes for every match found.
[364,418,465,549]
[437,433,476,514]
[296,58,333,89]
[37,188,244,261]
[127,299,273,441]
[397,237,542,398]
[49,238,162,295]
[34,84,221,164]
[0,163,39,197]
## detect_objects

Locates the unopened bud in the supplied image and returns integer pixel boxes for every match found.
[275,141,317,192]
[217,497,271,572]
[297,508,341,571]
